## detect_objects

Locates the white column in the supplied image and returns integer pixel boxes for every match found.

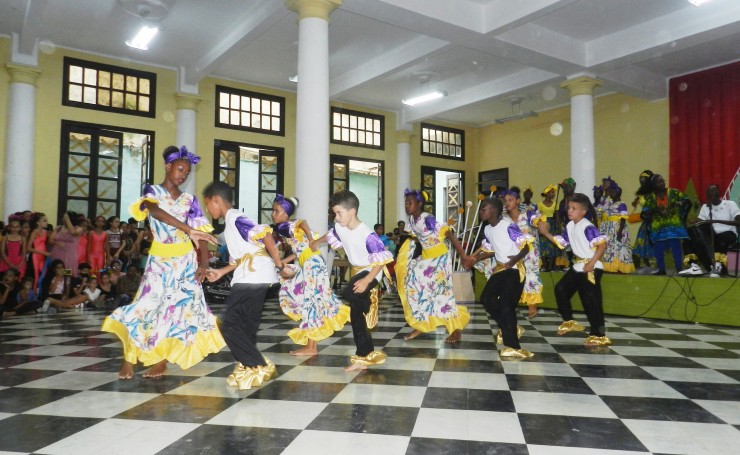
[3,63,41,218]
[396,129,412,223]
[561,76,601,195]
[286,0,341,233]
[175,93,201,195]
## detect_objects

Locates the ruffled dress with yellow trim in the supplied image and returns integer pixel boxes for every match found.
[277,220,350,344]
[396,215,470,334]
[505,210,544,306]
[600,200,635,274]
[102,185,225,369]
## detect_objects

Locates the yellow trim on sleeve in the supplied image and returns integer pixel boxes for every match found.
[128,197,159,222]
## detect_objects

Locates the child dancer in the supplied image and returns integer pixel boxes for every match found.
[462,197,533,359]
[203,181,283,390]
[601,182,635,273]
[107,216,124,265]
[0,217,27,280]
[271,194,350,356]
[538,184,558,271]
[396,189,470,343]
[102,145,224,380]
[538,193,611,347]
[88,216,108,273]
[28,213,50,290]
[503,188,543,319]
[312,190,393,372]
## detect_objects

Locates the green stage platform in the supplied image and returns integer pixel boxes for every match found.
[472,271,740,327]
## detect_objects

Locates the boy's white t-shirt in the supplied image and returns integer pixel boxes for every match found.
[84,287,101,302]
[329,223,388,281]
[223,209,278,285]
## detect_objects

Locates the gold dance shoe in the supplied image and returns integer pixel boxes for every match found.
[499,347,534,359]
[350,350,387,366]
[261,357,277,381]
[496,326,525,345]
[557,320,585,335]
[226,363,246,387]
[584,335,612,347]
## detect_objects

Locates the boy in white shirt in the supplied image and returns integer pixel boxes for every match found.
[539,193,611,347]
[203,182,285,390]
[312,191,393,371]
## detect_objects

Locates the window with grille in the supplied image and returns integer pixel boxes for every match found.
[216,85,285,136]
[421,123,464,161]
[63,57,156,118]
[331,107,384,150]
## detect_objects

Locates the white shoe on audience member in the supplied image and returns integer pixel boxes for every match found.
[678,264,703,276]
[40,299,51,313]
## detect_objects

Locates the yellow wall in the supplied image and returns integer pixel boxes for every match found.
[477,93,669,198]
[1,37,670,230]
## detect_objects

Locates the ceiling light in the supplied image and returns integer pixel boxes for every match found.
[288,75,298,83]
[687,0,712,5]
[402,90,446,106]
[494,96,538,124]
[125,25,158,50]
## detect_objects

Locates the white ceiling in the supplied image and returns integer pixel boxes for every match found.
[1,0,739,127]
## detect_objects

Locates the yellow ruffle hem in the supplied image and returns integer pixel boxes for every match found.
[287,304,351,345]
[101,317,226,370]
[602,261,635,274]
[519,290,543,305]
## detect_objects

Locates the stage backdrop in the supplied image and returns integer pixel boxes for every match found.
[670,61,740,200]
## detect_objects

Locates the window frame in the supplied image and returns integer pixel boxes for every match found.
[215,85,286,137]
[420,122,465,161]
[330,107,385,150]
[62,57,156,118]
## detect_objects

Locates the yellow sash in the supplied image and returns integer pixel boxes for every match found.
[422,242,448,260]
[235,249,269,272]
[148,240,194,257]
[298,248,320,267]
[574,257,597,284]
[493,261,526,282]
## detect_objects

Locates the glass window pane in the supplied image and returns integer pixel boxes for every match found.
[261,155,277,173]
[252,98,261,111]
[373,133,380,145]
[97,89,111,106]
[341,114,349,127]
[67,156,90,175]
[84,68,97,85]
[341,128,349,142]
[83,87,96,104]
[374,119,380,132]
[126,76,137,92]
[98,71,110,88]
[272,101,280,116]
[251,114,261,129]
[111,91,123,108]
[422,128,428,140]
[271,118,280,131]
[442,132,449,143]
[97,179,118,199]
[139,78,150,95]
[349,115,357,129]
[69,133,92,154]
[333,112,341,126]
[230,110,240,125]
[261,175,276,191]
[219,92,230,108]
[69,84,83,102]
[333,126,340,140]
[112,73,124,90]
[220,170,236,186]
[97,201,117,218]
[219,108,229,124]
[358,131,365,143]
[241,112,250,127]
[262,99,270,115]
[139,96,149,112]
[358,117,365,130]
[125,93,137,110]
[69,65,83,84]
[349,130,357,142]
[231,94,240,109]
[67,199,88,215]
[220,150,235,168]
[242,96,250,111]
[261,115,270,130]
[422,142,429,153]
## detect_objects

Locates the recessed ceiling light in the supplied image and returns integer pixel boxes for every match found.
[125,25,158,50]
[402,90,446,106]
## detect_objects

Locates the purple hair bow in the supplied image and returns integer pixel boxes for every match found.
[165,146,201,165]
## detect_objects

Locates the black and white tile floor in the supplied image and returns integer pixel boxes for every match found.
[1,297,739,454]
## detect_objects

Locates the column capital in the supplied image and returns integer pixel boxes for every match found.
[6,63,41,86]
[561,76,601,97]
[175,93,202,111]
[285,0,342,21]
[396,130,413,144]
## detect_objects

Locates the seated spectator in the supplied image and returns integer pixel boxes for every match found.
[115,264,141,307]
[108,259,123,285]
[2,270,41,318]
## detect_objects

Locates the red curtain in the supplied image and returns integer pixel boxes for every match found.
[669,61,740,202]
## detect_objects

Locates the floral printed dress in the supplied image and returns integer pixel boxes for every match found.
[632,195,654,260]
[276,220,350,345]
[396,213,470,334]
[101,185,225,369]
[600,199,635,273]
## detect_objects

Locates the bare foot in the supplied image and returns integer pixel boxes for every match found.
[528,305,537,319]
[344,362,368,372]
[290,346,318,356]
[142,360,167,378]
[118,361,135,380]
[404,329,422,341]
[444,329,462,344]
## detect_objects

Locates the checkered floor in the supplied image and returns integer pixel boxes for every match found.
[1,296,739,455]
